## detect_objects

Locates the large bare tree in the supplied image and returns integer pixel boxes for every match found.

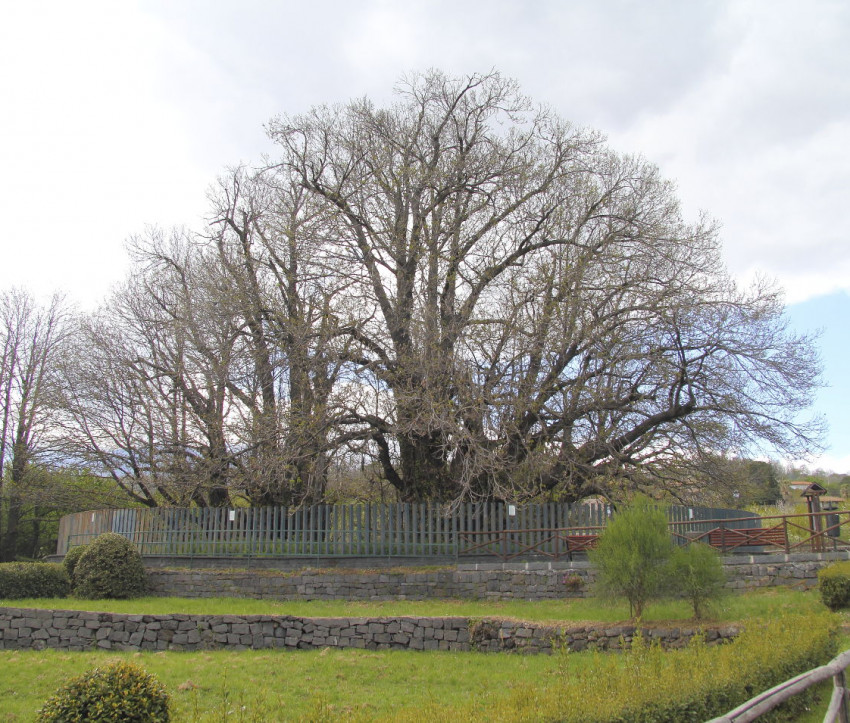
[266,70,822,503]
[53,70,824,509]
[58,232,243,508]
[58,304,193,507]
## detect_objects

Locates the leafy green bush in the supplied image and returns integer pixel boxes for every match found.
[62,543,88,585]
[669,542,727,619]
[74,533,147,599]
[590,496,674,618]
[0,562,69,599]
[818,560,850,610]
[36,661,170,722]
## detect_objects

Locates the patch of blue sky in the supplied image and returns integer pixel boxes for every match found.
[784,291,850,473]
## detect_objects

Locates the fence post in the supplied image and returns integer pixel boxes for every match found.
[452,506,459,559]
[834,668,850,723]
[783,516,790,554]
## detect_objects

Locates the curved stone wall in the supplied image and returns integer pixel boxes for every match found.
[0,607,739,654]
[143,551,850,602]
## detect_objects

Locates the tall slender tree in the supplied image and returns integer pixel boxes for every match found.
[0,290,70,559]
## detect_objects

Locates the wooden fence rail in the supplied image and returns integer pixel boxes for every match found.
[708,648,850,723]
[56,502,759,557]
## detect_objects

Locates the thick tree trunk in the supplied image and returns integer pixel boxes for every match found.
[396,433,455,501]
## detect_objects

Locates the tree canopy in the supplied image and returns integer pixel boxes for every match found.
[3,70,824,512]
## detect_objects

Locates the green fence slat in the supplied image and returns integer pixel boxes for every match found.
[427,502,434,554]
[184,507,191,555]
[414,503,420,555]
[363,503,369,556]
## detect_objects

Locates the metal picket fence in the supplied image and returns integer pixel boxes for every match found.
[56,501,756,558]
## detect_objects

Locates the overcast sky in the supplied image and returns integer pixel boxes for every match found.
[1,0,848,471]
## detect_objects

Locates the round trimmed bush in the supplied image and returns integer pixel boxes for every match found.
[36,661,170,722]
[73,533,147,599]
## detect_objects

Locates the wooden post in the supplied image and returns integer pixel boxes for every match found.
[833,668,850,723]
[803,483,827,553]
[783,516,790,553]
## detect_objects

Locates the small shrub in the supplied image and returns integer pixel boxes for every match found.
[74,533,147,599]
[36,661,170,722]
[0,562,69,599]
[590,496,674,618]
[562,574,584,592]
[818,560,850,610]
[669,542,727,619]
[63,543,88,585]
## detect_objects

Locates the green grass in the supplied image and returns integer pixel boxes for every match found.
[2,619,843,722]
[0,586,824,623]
[0,646,570,721]
[0,588,843,721]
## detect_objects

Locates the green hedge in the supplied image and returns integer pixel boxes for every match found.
[399,613,837,722]
[0,562,70,599]
[819,561,850,610]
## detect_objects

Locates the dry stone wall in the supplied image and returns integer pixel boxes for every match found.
[143,551,850,602]
[145,564,591,601]
[0,607,739,654]
[4,551,834,654]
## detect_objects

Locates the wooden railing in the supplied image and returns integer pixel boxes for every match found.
[457,526,602,560]
[708,648,850,723]
[456,511,850,560]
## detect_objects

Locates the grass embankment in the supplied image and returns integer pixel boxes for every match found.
[0,589,843,722]
[1,586,824,623]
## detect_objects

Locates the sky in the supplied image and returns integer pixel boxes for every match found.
[0,0,848,472]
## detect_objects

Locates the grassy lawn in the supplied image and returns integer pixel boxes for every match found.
[0,586,826,623]
[1,588,845,721]
[0,645,592,722]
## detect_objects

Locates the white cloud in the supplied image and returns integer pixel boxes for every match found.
[796,453,850,477]
[0,1,257,306]
[606,1,850,302]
